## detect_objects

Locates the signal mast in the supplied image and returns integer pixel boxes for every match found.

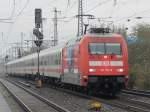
[77,0,84,36]
[33,9,43,87]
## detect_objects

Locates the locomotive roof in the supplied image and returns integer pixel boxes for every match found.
[85,33,123,38]
[65,33,123,47]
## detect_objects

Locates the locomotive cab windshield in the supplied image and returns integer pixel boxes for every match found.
[88,43,122,55]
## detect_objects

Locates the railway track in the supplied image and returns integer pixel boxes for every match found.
[0,79,32,112]
[81,93,150,112]
[5,77,150,112]
[122,89,150,98]
[0,80,25,112]
[41,85,150,112]
[35,81,150,112]
[0,78,70,112]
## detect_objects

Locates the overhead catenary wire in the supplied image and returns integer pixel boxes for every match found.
[9,0,16,19]
[21,0,56,15]
[0,0,16,55]
[13,0,30,21]
[7,0,30,32]
[84,0,150,25]
[2,0,150,56]
[109,0,117,18]
[85,0,112,13]
[0,21,13,23]
[5,0,30,53]
[113,8,150,23]
[63,0,78,17]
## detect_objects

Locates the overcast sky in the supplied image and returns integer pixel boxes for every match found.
[0,0,150,56]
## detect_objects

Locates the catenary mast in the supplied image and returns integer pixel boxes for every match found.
[77,0,83,36]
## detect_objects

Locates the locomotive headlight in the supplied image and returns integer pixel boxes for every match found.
[117,68,124,72]
[89,69,96,72]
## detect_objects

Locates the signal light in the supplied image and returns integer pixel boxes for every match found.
[33,28,43,39]
[35,9,42,28]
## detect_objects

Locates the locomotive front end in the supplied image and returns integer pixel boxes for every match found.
[80,33,129,95]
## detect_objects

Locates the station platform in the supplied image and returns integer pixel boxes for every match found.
[0,93,12,112]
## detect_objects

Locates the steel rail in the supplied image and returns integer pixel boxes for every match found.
[6,77,150,112]
[18,81,31,87]
[40,83,150,112]
[122,89,150,98]
[0,79,33,112]
[5,79,70,112]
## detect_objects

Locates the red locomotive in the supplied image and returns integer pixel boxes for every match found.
[6,28,129,95]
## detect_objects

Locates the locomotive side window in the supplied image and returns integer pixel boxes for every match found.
[106,43,121,55]
[89,43,105,54]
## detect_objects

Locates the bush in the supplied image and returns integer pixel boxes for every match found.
[128,68,136,89]
[128,41,150,90]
